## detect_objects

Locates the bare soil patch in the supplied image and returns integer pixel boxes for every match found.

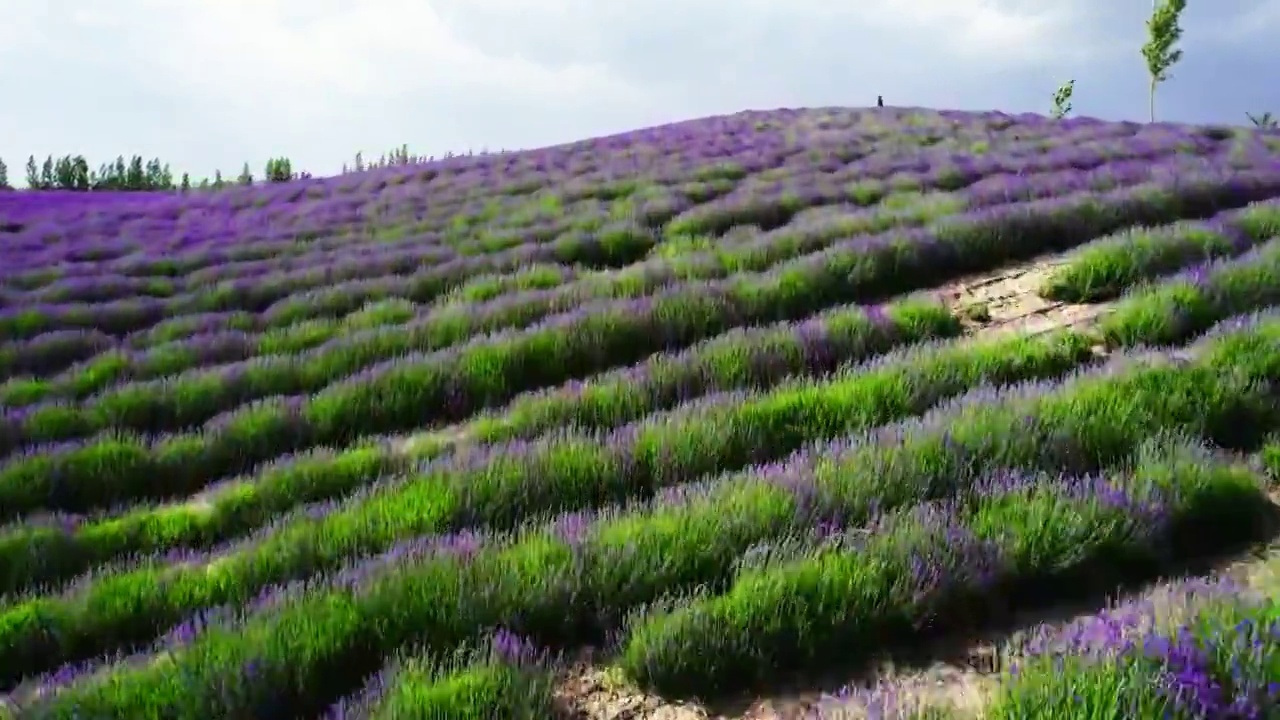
[391,425,473,457]
[932,253,1112,342]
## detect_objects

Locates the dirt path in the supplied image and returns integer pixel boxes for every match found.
[932,252,1113,342]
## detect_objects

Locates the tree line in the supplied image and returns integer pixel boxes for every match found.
[0,144,469,192]
[0,155,301,192]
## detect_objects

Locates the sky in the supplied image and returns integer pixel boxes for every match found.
[3,0,1279,184]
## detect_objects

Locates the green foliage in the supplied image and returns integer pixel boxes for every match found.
[1050,79,1075,119]
[17,153,177,191]
[264,156,293,183]
[1248,111,1279,129]
[1141,0,1187,122]
[19,318,1280,717]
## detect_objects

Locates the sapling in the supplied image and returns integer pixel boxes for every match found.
[1141,0,1187,122]
[1247,111,1278,129]
[1050,79,1075,119]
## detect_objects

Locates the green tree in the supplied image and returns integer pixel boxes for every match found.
[39,156,54,189]
[24,155,39,189]
[1247,111,1278,129]
[72,156,90,190]
[1050,79,1075,119]
[126,156,145,190]
[38,154,89,190]
[53,156,72,188]
[56,155,91,190]
[237,162,253,185]
[181,172,191,191]
[144,158,162,189]
[0,157,10,190]
[93,160,119,190]
[1141,0,1187,122]
[264,156,293,183]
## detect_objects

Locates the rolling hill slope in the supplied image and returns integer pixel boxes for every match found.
[2,106,1279,719]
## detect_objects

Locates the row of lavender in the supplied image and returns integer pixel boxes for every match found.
[2,109,1279,715]
[0,109,1200,278]
[815,554,1280,719]
[290,565,1280,720]
[0,139,1200,311]
[1,269,1277,692]
[5,312,1278,718]
[2,154,1274,410]
[0,130,1236,341]
[3,171,1280,492]
[4,211,1280,602]
[0,150,1226,391]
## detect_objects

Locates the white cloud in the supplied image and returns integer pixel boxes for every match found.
[1,0,1277,184]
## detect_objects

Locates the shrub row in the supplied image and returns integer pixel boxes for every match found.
[1,298,421,403]
[21,242,455,307]
[122,310,259,349]
[0,297,958,518]
[983,582,1280,719]
[0,218,658,342]
[662,142,1213,238]
[6,313,1279,708]
[0,326,1096,686]
[0,156,1103,393]
[1098,235,1280,347]
[1041,199,1280,302]
[616,438,1271,695]
[406,299,960,455]
[0,329,116,381]
[319,632,557,720]
[8,164,1280,452]
[0,299,959,594]
[1,145,1263,350]
[21,431,1275,716]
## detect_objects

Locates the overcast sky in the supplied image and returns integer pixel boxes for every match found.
[3,0,1278,184]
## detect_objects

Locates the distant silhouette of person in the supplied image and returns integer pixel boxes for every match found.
[877,95,884,107]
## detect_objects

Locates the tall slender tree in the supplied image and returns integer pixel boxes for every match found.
[1142,0,1187,122]
[24,155,39,189]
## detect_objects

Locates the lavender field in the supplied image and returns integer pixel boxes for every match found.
[2,106,1280,719]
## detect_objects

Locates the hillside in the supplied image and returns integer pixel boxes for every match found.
[1,106,1279,719]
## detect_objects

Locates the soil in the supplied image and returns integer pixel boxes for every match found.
[932,252,1113,342]
[392,425,472,457]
